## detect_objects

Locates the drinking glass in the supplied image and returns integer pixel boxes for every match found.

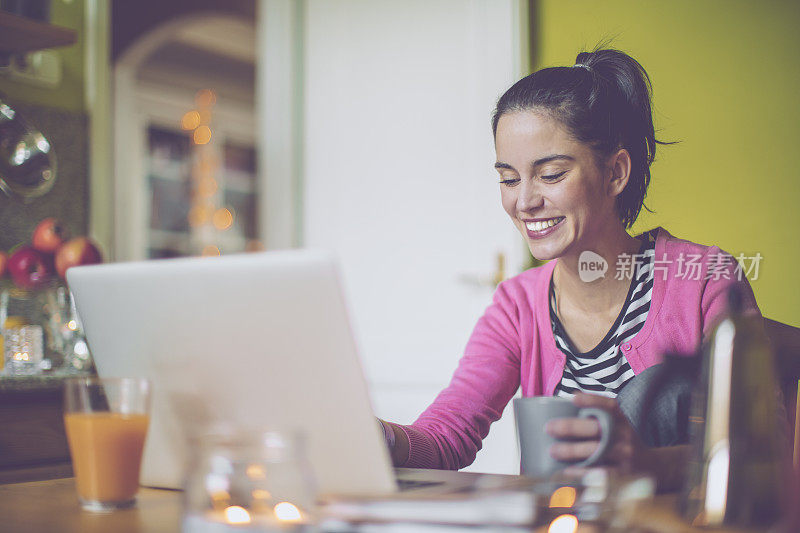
[63,377,151,512]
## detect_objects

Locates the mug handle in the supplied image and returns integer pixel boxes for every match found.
[574,408,614,467]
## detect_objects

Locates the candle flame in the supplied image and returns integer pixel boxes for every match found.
[548,514,578,533]
[274,502,302,522]
[224,505,251,524]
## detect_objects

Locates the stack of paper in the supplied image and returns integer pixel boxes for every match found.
[320,491,537,531]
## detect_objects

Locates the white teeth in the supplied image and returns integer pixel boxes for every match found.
[525,217,562,232]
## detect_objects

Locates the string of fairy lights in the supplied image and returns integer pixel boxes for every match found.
[181,89,235,257]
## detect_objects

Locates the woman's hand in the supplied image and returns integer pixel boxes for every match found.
[544,392,690,491]
[378,419,410,466]
[544,392,650,473]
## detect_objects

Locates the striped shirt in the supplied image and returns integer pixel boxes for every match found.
[552,232,657,398]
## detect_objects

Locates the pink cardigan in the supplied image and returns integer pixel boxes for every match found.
[398,227,761,469]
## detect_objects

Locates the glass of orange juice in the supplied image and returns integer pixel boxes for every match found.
[63,377,151,512]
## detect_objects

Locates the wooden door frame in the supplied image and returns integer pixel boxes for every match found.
[89,2,301,261]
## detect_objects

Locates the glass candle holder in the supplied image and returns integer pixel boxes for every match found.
[3,325,44,375]
[0,284,93,374]
[182,427,317,532]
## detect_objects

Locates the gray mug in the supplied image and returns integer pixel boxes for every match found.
[514,396,614,477]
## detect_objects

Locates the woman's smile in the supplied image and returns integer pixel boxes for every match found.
[523,216,565,238]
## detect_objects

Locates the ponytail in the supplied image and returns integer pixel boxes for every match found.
[492,47,669,228]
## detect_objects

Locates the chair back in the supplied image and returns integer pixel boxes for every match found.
[764,318,800,465]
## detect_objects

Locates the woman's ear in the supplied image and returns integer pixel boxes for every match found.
[607,148,632,198]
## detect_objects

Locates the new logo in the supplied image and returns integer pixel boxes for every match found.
[578,251,607,282]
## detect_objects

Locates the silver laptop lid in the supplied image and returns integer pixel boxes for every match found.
[67,250,397,496]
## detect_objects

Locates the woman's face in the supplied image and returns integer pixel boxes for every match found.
[494,110,621,261]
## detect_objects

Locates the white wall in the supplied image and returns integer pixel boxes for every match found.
[302,0,527,473]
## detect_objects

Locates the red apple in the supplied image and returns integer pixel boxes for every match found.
[0,251,8,278]
[7,246,52,289]
[55,237,103,279]
[32,217,69,253]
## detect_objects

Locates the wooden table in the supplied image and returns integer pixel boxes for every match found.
[0,478,182,533]
[0,477,773,532]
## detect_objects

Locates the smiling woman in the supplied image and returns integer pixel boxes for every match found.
[494,112,626,264]
[377,47,772,491]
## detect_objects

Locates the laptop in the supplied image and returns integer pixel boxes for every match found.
[66,250,517,497]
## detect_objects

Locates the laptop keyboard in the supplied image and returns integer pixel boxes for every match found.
[397,479,445,492]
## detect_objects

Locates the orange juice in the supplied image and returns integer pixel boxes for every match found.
[64,412,150,503]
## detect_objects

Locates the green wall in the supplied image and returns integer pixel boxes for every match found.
[533,0,800,326]
[0,1,89,251]
[0,0,85,111]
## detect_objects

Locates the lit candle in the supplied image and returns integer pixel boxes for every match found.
[182,503,307,533]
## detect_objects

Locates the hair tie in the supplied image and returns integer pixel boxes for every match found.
[573,63,592,72]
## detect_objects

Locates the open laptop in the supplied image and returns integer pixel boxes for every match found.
[67,250,517,497]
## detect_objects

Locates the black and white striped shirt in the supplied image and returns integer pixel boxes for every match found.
[552,233,656,398]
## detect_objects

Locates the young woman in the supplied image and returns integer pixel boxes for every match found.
[379,48,760,490]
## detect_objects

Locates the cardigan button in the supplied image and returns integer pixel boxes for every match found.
[622,342,632,351]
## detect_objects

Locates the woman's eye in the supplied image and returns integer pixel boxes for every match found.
[499,178,520,186]
[541,171,567,182]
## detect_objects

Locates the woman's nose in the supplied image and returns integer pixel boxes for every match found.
[516,179,544,213]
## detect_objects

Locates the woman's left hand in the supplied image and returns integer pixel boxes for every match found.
[544,392,652,473]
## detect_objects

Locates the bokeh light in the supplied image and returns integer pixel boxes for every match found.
[213,208,234,230]
[274,502,302,522]
[549,486,577,508]
[548,514,578,533]
[195,89,217,108]
[202,245,221,257]
[224,506,250,524]
[193,125,212,145]
[181,110,201,130]
[252,489,272,500]
[246,464,266,480]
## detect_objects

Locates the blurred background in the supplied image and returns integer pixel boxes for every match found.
[0,0,797,474]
